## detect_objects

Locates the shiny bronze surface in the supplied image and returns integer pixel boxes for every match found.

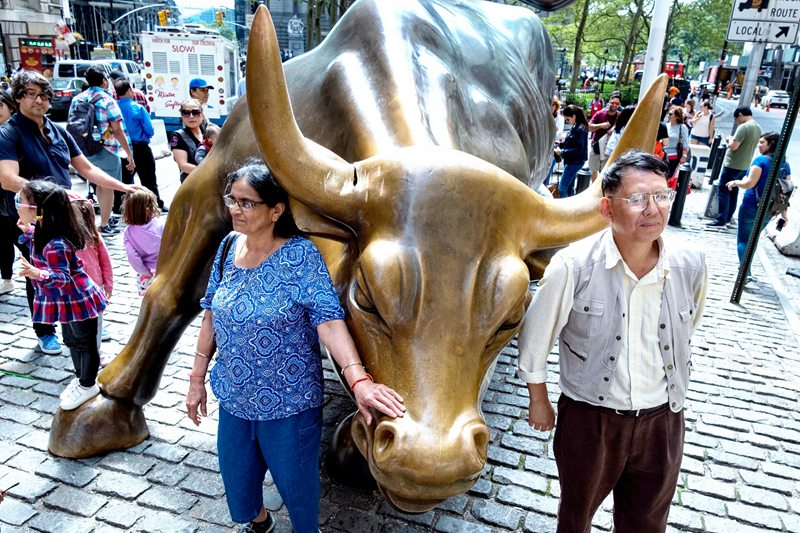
[49,0,666,512]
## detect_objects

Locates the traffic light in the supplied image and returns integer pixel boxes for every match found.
[215,9,225,26]
[158,9,167,26]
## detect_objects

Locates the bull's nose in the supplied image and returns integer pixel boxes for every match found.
[371,418,489,482]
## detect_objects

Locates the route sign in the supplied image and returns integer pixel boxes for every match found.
[727,0,800,44]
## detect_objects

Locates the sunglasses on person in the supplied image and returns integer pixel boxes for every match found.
[180,108,202,117]
[14,194,37,209]
[607,189,676,212]
[22,89,50,102]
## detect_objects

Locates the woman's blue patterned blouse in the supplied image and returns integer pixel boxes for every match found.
[200,234,344,421]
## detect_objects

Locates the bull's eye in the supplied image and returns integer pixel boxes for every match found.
[351,270,377,313]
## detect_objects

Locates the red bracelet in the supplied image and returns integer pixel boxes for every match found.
[350,373,374,392]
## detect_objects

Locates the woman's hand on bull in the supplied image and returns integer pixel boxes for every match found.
[185,381,208,426]
[353,380,405,425]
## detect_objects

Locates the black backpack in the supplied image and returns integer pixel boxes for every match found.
[66,93,105,156]
[767,160,794,217]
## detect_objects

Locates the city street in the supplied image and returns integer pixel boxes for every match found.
[1,116,800,531]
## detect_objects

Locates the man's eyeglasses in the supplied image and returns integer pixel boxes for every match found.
[608,189,675,211]
[180,108,202,117]
[14,195,37,209]
[222,194,265,211]
[22,89,50,102]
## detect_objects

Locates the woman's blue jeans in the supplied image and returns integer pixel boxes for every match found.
[737,202,769,275]
[559,163,583,198]
[217,405,322,532]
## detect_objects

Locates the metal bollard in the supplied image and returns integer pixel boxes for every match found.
[707,134,722,171]
[708,140,726,185]
[575,166,592,194]
[668,163,692,227]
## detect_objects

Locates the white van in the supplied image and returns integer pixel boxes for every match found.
[53,60,114,81]
[98,59,144,91]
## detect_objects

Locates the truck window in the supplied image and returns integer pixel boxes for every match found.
[58,64,75,77]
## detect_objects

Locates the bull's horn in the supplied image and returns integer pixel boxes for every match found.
[248,6,358,225]
[524,74,669,251]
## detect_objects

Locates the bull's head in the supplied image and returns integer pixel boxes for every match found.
[248,5,665,512]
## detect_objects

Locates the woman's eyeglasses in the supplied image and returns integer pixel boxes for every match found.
[222,194,265,211]
[14,194,37,209]
[180,109,202,117]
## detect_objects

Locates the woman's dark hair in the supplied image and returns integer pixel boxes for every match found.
[761,132,779,155]
[562,105,588,128]
[602,150,668,197]
[0,90,18,115]
[71,197,100,247]
[20,180,85,254]
[122,189,160,226]
[224,161,300,238]
[668,105,684,123]
[11,70,53,102]
[614,105,636,133]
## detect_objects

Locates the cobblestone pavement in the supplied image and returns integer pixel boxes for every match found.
[1,174,800,532]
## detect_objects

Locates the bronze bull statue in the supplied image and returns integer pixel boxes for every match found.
[49,0,666,513]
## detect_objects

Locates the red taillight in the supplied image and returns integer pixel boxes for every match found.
[54,90,63,97]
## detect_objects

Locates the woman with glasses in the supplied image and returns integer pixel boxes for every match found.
[0,90,18,295]
[726,132,793,282]
[665,106,689,179]
[170,98,204,182]
[185,162,405,533]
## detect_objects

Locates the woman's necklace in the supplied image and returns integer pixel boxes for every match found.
[230,237,277,298]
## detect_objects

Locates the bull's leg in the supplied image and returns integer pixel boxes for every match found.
[326,412,375,489]
[49,160,231,458]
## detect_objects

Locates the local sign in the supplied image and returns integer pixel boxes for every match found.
[727,0,800,44]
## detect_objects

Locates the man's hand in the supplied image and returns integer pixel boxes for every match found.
[526,382,556,432]
[125,158,136,172]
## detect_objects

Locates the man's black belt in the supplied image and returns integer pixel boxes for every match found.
[565,395,669,418]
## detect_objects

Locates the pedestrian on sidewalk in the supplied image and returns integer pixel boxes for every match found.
[115,78,167,211]
[518,151,707,533]
[185,163,405,533]
[0,70,135,355]
[73,197,114,356]
[121,189,164,296]
[726,132,793,281]
[171,99,204,183]
[690,101,716,146]
[0,89,18,295]
[15,180,107,410]
[707,106,761,228]
[69,66,136,235]
[194,123,220,165]
[665,105,689,179]
[587,92,621,182]
[555,105,588,198]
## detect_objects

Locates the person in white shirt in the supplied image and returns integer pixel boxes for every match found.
[517,150,707,533]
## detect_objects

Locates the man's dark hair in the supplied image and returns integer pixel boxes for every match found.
[109,70,126,81]
[602,150,668,196]
[114,79,131,97]
[733,106,753,118]
[11,70,53,102]
[85,66,107,88]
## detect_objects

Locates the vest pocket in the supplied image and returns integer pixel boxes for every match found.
[568,297,605,338]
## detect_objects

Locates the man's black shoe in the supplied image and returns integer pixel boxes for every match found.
[705,220,726,227]
[235,512,275,533]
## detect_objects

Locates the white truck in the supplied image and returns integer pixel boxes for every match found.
[140,26,240,130]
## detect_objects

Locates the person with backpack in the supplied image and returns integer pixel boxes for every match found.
[726,132,793,283]
[68,66,136,236]
[0,70,134,356]
[170,98,204,182]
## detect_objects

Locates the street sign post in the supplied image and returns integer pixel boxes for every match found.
[727,0,800,44]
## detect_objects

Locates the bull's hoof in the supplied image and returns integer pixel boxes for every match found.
[325,412,375,489]
[48,394,149,458]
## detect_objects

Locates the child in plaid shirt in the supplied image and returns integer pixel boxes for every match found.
[16,180,107,411]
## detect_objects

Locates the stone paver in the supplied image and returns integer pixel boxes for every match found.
[2,140,800,532]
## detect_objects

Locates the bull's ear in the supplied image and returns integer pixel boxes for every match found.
[290,198,355,243]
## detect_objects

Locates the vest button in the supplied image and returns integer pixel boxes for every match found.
[664,345,670,351]
[604,377,609,382]
[584,306,590,312]
[667,364,673,370]
[672,402,677,408]
[660,323,666,329]
[610,356,616,361]
[599,396,604,401]
[670,384,675,390]
[616,335,621,341]
[689,309,693,315]
[622,313,626,317]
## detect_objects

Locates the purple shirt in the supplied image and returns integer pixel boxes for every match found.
[123,217,165,276]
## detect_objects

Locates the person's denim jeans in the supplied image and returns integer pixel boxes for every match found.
[61,318,100,387]
[716,166,747,223]
[737,201,769,275]
[559,163,584,198]
[217,406,322,532]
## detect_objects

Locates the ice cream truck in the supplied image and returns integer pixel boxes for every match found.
[140,26,240,130]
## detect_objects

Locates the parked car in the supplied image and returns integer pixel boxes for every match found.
[763,90,790,109]
[48,77,87,120]
[53,59,114,82]
[98,59,144,91]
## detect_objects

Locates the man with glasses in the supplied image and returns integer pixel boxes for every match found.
[70,66,136,235]
[517,151,707,532]
[0,70,136,355]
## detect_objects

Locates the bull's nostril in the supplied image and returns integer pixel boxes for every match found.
[374,425,396,460]
[471,425,490,460]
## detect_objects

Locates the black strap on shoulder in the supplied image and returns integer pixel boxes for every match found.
[217,232,240,282]
[176,129,198,164]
